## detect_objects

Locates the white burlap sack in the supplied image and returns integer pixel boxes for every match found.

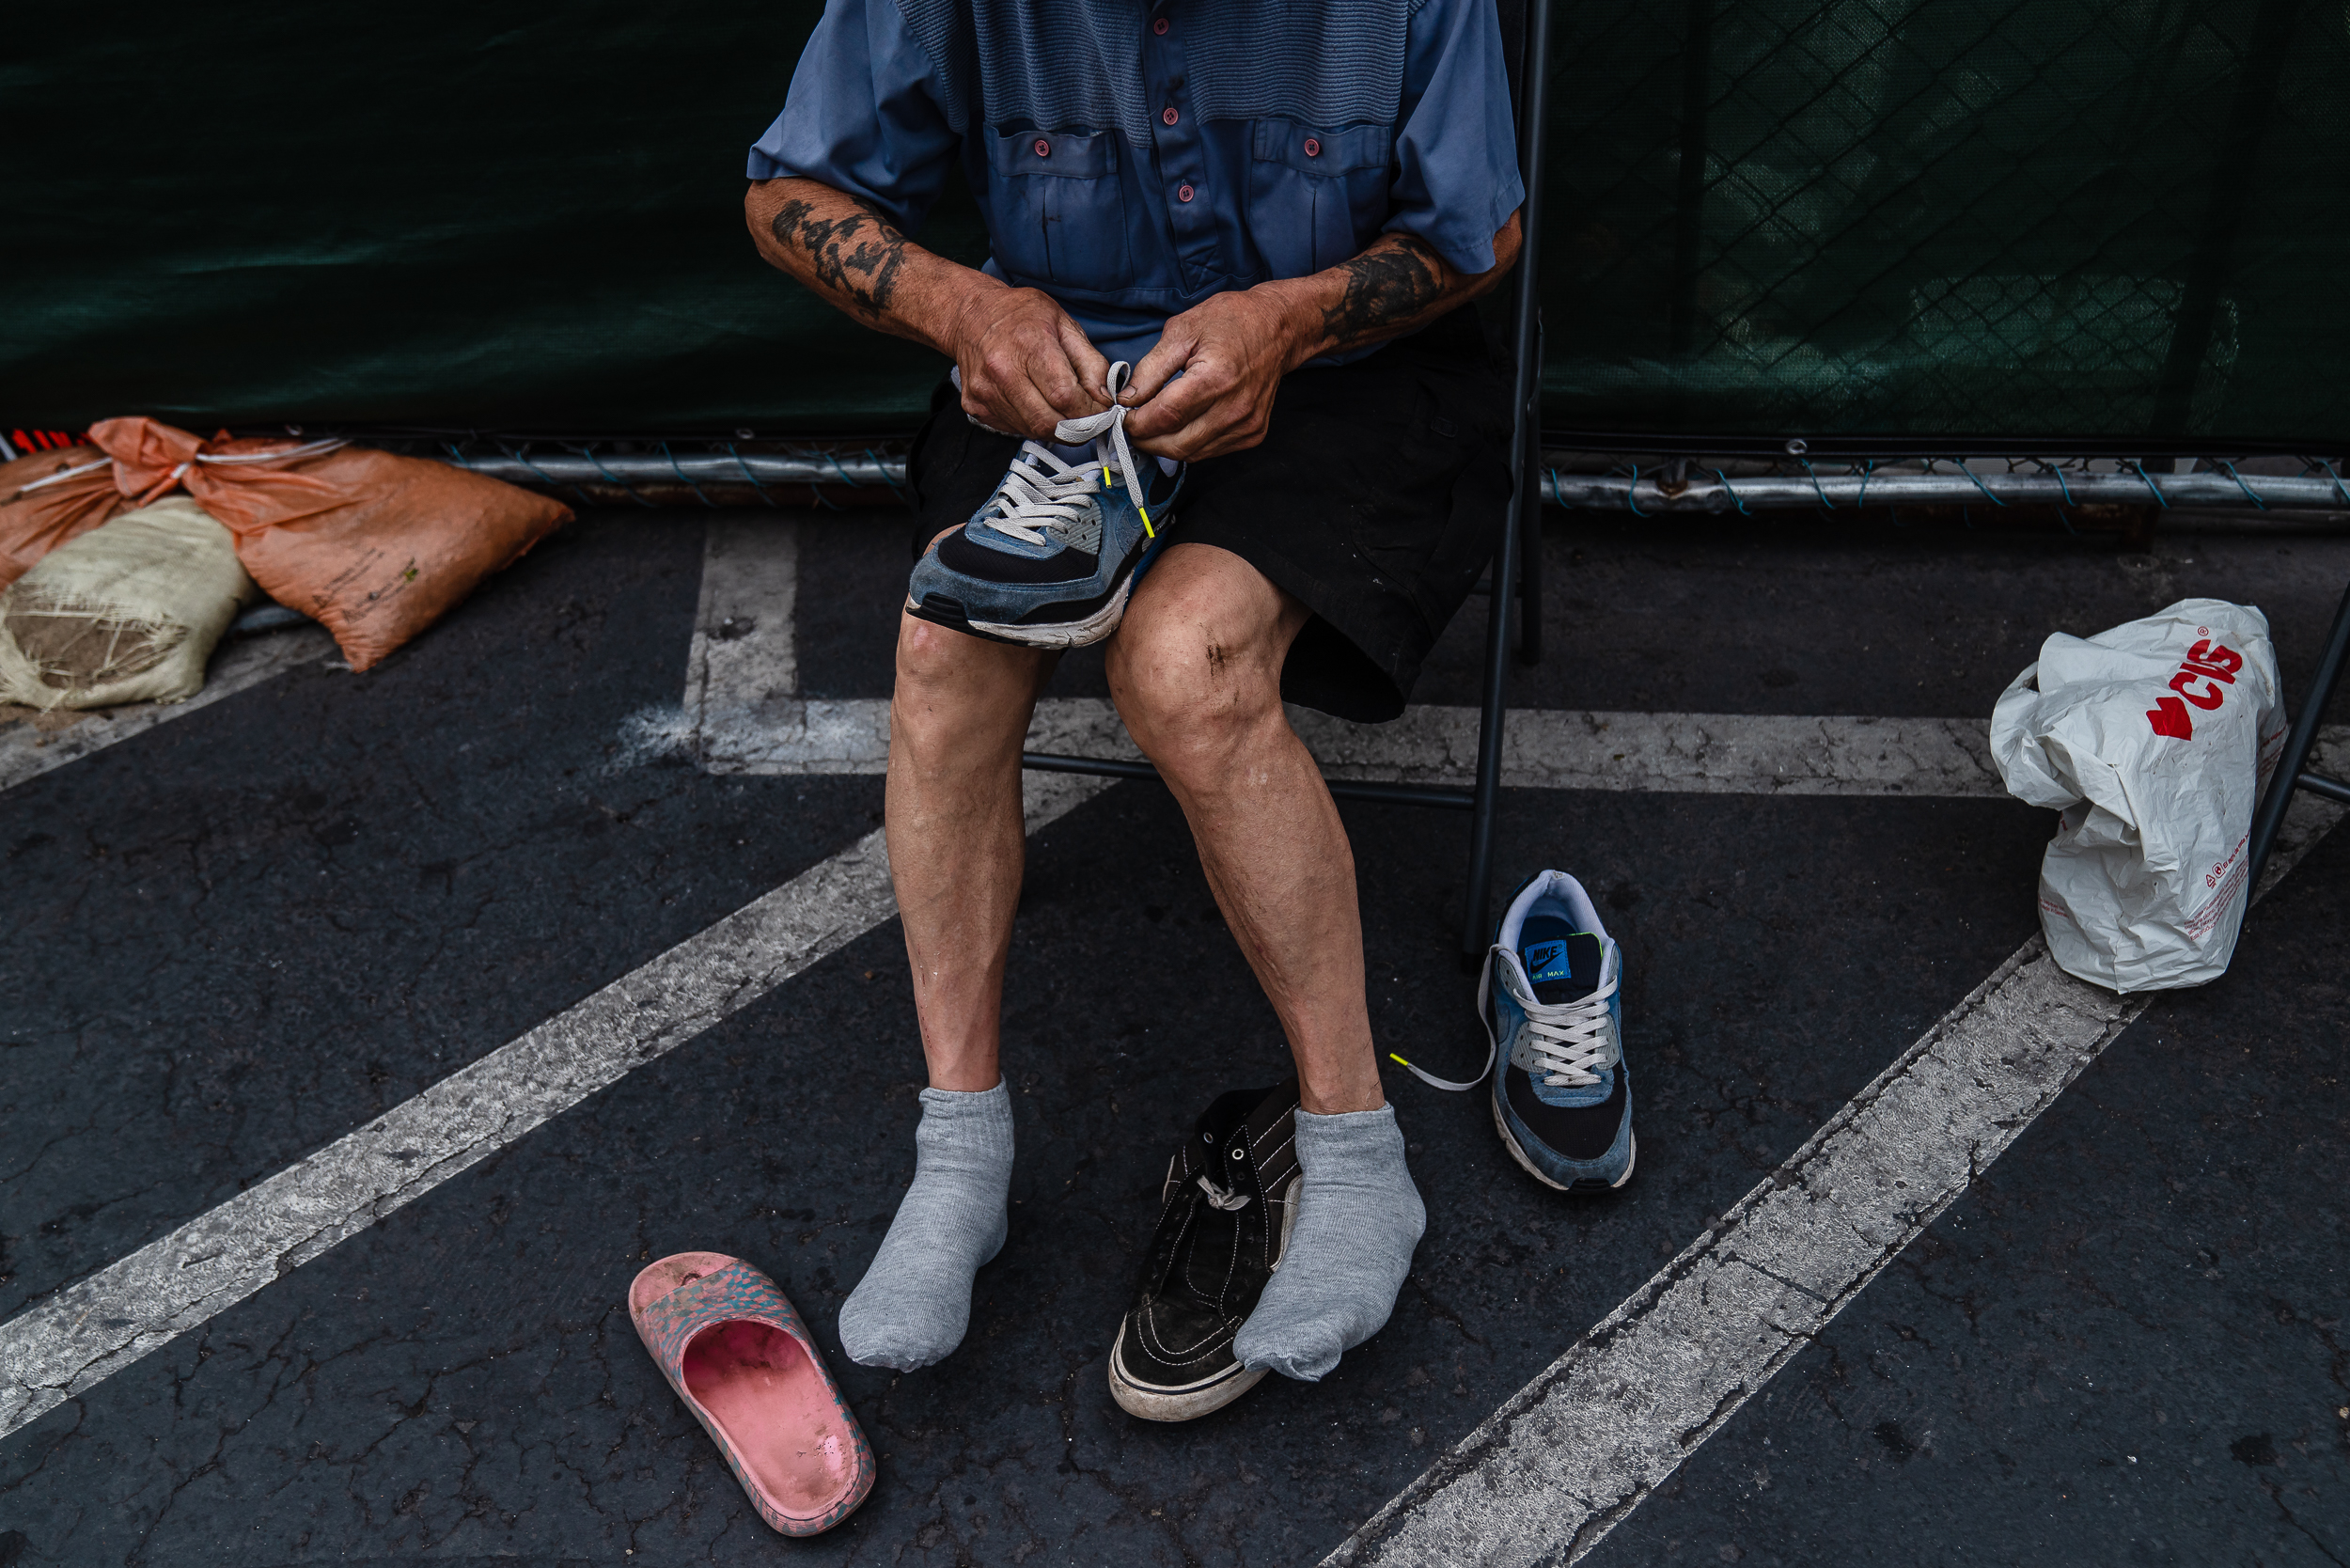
[0,495,258,710]
[1991,598,2284,993]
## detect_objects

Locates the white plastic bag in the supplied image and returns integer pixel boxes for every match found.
[1991,598,2285,993]
[0,495,257,711]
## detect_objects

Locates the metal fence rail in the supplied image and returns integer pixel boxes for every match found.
[430,446,2350,516]
[1543,464,2350,514]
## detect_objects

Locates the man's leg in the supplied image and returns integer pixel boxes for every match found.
[1105,543,1426,1382]
[837,610,1057,1372]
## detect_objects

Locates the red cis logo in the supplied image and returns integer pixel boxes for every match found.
[2146,630,2244,740]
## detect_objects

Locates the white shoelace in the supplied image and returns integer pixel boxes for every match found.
[1390,945,1619,1092]
[1511,970,1621,1088]
[977,362,1157,548]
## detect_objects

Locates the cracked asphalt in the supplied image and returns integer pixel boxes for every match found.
[2,508,2346,1565]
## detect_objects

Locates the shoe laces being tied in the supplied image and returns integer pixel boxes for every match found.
[977,362,1159,549]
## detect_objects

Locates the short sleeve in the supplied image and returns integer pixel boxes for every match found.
[745,0,963,235]
[1385,0,1526,274]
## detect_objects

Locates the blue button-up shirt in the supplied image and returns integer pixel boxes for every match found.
[749,0,1524,367]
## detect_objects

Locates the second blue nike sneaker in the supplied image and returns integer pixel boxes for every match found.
[907,362,1183,650]
[1482,870,1635,1191]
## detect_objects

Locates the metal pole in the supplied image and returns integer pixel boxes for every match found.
[2246,571,2350,886]
[1516,317,1545,666]
[1542,467,2350,511]
[1462,0,1555,959]
[435,453,2350,513]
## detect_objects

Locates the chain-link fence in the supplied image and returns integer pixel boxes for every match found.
[1535,0,2350,447]
[7,3,2345,444]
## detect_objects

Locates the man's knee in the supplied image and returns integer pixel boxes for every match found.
[896,612,976,693]
[1108,580,1288,769]
[893,614,1050,752]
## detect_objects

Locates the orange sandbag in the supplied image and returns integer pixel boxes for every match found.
[87,417,572,672]
[0,446,133,590]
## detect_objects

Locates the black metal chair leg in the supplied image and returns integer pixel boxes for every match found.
[1463,0,1555,959]
[1516,319,1545,667]
[2246,571,2350,887]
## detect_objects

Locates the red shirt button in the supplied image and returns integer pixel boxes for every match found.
[1034,138,1050,157]
[1177,183,1194,202]
[1153,16,1168,33]
[1162,106,1179,126]
[1304,137,1322,157]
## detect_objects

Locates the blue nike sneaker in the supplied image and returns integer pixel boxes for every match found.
[907,362,1183,650]
[1482,870,1635,1192]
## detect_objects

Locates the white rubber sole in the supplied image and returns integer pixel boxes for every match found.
[908,521,1173,651]
[966,570,1135,650]
[1108,1325,1271,1421]
[1106,1171,1300,1422]
[1492,1094,1637,1193]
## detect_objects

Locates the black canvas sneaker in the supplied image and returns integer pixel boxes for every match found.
[1108,1079,1301,1421]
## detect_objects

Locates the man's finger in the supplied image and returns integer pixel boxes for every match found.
[967,362,1063,441]
[1123,368,1229,445]
[1055,314,1113,405]
[1139,400,1270,463]
[1124,350,1240,441]
[1026,337,1089,421]
[1120,325,1198,407]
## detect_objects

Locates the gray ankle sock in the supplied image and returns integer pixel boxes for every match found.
[1233,1104,1426,1382]
[837,1081,1014,1372]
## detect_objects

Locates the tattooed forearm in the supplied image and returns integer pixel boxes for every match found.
[770,195,911,318]
[1318,234,1447,351]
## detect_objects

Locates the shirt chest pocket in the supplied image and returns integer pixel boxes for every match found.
[1246,120,1391,278]
[986,128,1130,293]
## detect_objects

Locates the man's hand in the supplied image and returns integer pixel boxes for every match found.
[1117,288,1312,462]
[946,287,1113,439]
[1117,219,1522,463]
[748,177,1108,441]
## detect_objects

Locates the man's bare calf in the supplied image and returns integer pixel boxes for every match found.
[839,542,1422,1373]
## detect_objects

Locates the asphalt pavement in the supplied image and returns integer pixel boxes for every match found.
[0,505,2343,1566]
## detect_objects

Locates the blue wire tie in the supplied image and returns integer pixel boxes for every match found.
[1956,460,2008,508]
[2321,458,2350,510]
[1856,458,1873,510]
[791,446,842,510]
[825,451,862,489]
[661,442,717,510]
[2217,460,2267,510]
[581,445,654,509]
[1549,465,1562,511]
[1712,468,1750,516]
[2039,459,2075,507]
[1623,464,1648,517]
[501,440,593,510]
[1800,458,1835,510]
[867,447,907,499]
[724,443,782,509]
[2129,461,2170,509]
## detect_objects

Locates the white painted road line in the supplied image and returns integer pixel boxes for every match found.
[679,512,2346,802]
[1324,754,2348,1568]
[0,770,1112,1441]
[0,627,335,794]
[680,515,2031,796]
[699,682,2346,805]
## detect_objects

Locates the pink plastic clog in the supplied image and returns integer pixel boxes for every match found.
[629,1251,876,1536]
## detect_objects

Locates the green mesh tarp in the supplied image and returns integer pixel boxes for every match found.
[6,1,2344,444]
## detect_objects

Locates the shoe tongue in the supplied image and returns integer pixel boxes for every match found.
[1518,916,1603,1005]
